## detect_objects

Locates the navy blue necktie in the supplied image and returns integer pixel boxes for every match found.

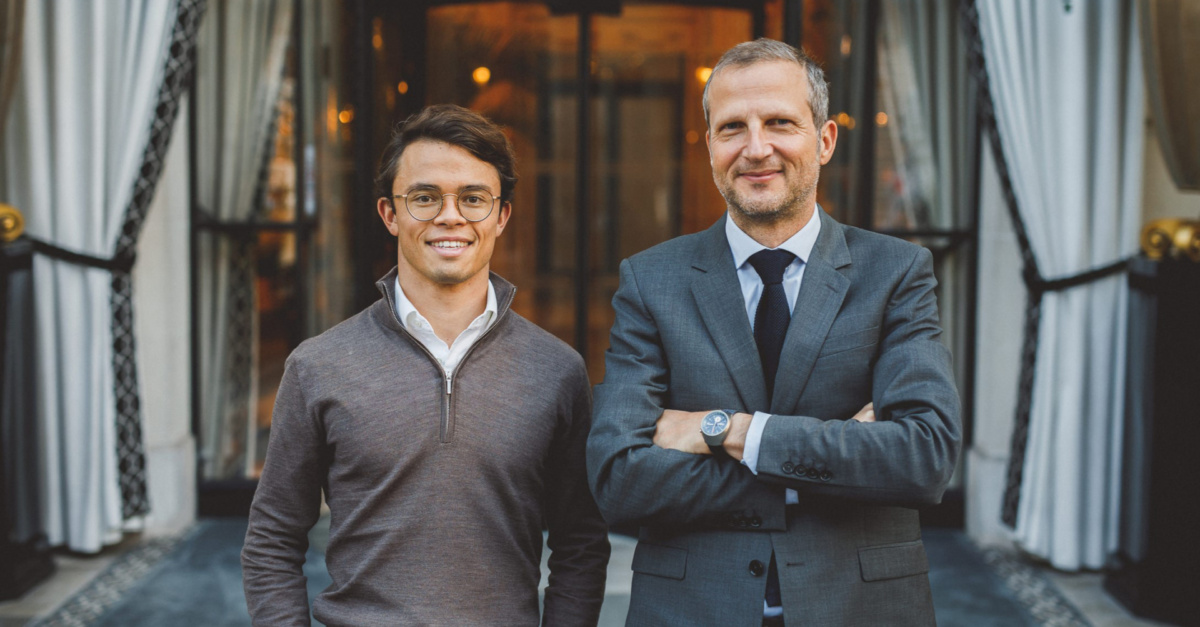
[748,249,796,400]
[747,248,795,609]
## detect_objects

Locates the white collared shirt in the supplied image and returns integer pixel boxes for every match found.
[394,277,498,375]
[725,211,822,508]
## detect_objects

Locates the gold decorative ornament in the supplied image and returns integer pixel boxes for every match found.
[1141,218,1200,262]
[0,203,24,243]
[1174,222,1200,262]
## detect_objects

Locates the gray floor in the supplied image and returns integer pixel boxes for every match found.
[8,518,1076,627]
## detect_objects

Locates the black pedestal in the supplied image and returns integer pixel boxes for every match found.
[1104,256,1200,626]
[0,239,55,600]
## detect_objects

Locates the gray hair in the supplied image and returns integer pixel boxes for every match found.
[702,38,829,130]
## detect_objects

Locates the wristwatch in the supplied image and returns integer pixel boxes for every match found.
[700,409,737,453]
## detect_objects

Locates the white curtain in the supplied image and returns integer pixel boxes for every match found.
[877,0,976,394]
[978,0,1144,570]
[195,0,292,480]
[0,1,178,552]
[877,1,939,231]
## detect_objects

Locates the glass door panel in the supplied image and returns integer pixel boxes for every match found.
[425,3,581,345]
[586,4,752,378]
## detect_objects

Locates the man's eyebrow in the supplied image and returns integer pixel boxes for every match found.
[402,182,494,193]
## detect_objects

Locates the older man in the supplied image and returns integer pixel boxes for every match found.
[243,104,610,626]
[587,39,961,626]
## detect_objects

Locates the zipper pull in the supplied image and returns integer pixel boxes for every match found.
[446,375,453,395]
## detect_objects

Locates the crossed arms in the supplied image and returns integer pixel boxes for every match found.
[586,245,962,530]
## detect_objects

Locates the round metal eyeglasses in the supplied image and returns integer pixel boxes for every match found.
[393,189,500,222]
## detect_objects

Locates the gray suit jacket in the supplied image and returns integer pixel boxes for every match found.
[588,211,962,626]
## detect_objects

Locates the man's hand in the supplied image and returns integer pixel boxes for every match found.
[653,409,710,454]
[852,402,876,423]
[654,409,752,460]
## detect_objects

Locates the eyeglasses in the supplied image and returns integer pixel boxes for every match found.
[393,189,500,222]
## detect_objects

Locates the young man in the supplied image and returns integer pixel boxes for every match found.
[243,104,610,626]
[587,39,961,626]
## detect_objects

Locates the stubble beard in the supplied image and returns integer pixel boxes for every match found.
[718,165,819,227]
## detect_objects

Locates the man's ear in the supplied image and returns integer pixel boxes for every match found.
[818,119,838,165]
[495,202,512,235]
[378,197,400,236]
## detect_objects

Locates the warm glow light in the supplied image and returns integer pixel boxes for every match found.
[686,130,700,144]
[841,35,852,56]
[696,66,713,84]
[876,112,888,126]
[338,107,354,124]
[845,116,856,130]
[372,18,383,51]
[397,81,409,94]
[836,112,850,126]
[472,66,491,86]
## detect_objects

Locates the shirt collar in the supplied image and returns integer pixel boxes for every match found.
[725,209,822,269]
[394,276,498,331]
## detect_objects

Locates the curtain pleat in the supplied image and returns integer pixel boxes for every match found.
[0,0,25,142]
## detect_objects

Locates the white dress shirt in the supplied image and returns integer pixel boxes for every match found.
[724,212,822,507]
[394,277,498,376]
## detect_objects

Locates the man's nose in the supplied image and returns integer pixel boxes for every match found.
[434,194,468,225]
[743,126,772,160]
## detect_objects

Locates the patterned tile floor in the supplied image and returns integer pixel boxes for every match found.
[0,519,1175,627]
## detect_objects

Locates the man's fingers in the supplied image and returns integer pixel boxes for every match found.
[852,402,876,423]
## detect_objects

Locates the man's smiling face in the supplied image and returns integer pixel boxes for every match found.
[378,139,510,291]
[706,60,836,230]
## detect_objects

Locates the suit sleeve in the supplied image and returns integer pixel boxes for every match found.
[756,247,962,506]
[241,355,325,626]
[587,258,787,530]
[542,361,611,627]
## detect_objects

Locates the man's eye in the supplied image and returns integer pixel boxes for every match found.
[460,193,489,207]
[411,193,438,204]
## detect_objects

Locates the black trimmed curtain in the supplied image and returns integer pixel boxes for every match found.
[966,0,1144,570]
[0,0,205,551]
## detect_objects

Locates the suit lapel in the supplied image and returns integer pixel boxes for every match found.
[773,210,851,412]
[689,217,770,412]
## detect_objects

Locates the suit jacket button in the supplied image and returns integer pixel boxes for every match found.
[806,468,820,479]
[794,465,807,475]
[820,471,832,481]
[781,461,795,474]
[749,560,765,577]
[750,516,762,528]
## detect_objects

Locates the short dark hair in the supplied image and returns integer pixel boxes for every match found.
[702,38,829,129]
[373,104,518,205]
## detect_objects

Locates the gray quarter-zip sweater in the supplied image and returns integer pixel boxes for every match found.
[242,269,610,626]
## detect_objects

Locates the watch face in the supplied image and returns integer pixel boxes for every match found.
[701,411,729,436]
